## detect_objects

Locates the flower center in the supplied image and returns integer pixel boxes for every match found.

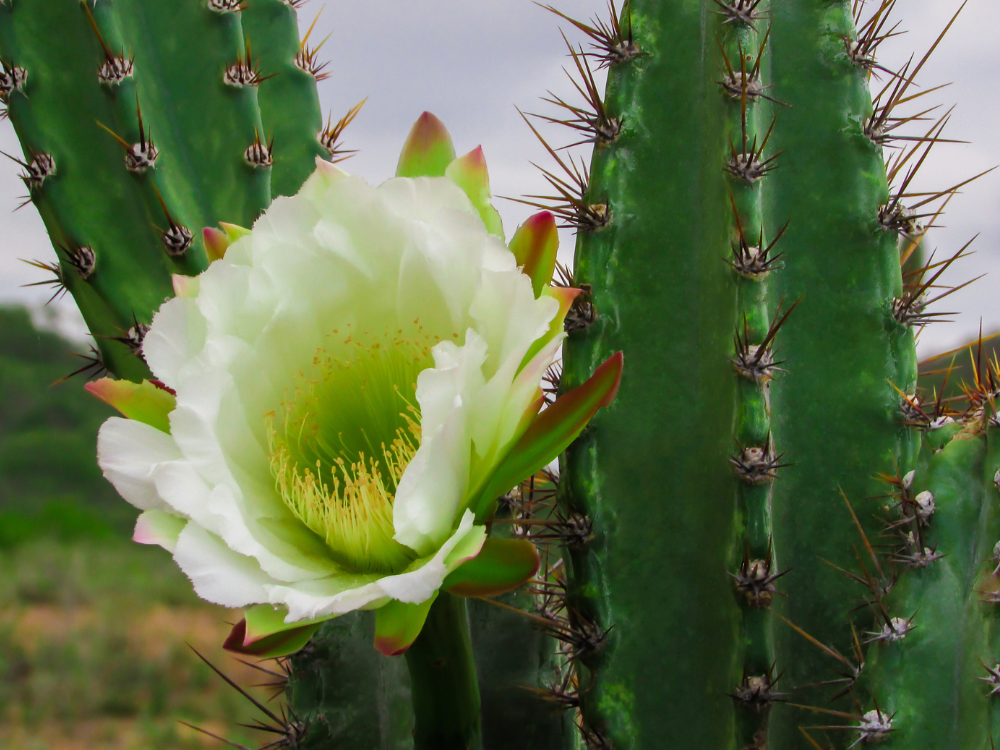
[268,331,434,574]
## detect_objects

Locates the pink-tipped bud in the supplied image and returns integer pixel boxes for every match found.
[509,211,559,297]
[85,378,176,433]
[172,274,197,298]
[396,112,456,178]
[203,227,231,262]
[445,146,503,237]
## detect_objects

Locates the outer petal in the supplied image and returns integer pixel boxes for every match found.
[223,604,323,657]
[445,146,504,238]
[86,378,176,433]
[396,112,456,178]
[133,509,186,553]
[444,538,540,597]
[508,211,559,297]
[97,417,181,511]
[374,594,438,656]
[203,227,231,263]
[471,352,624,514]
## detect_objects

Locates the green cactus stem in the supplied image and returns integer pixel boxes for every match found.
[763,0,919,740]
[984,420,1000,741]
[867,420,989,748]
[239,0,329,197]
[287,613,414,749]
[557,1,740,745]
[98,0,271,234]
[0,0,172,381]
[404,593,482,750]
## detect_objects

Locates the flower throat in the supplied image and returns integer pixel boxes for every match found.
[268,332,433,574]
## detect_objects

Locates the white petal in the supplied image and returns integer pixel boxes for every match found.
[97,418,180,511]
[143,297,207,389]
[172,524,273,608]
[392,334,488,553]
[133,510,186,553]
[380,510,485,604]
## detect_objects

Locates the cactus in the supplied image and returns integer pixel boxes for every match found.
[5,1,1000,749]
[535,0,999,748]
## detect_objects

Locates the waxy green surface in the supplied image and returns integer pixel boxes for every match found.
[106,0,270,234]
[871,429,989,748]
[561,2,739,746]
[240,0,328,198]
[764,0,916,741]
[0,0,169,381]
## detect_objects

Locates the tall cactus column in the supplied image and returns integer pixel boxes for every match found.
[717,6,787,748]
[764,0,916,740]
[559,1,740,745]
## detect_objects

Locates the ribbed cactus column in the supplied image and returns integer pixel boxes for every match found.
[869,419,989,748]
[718,6,785,748]
[0,0,171,381]
[103,0,271,234]
[985,419,1000,741]
[560,1,739,745]
[764,0,916,739]
[240,0,329,197]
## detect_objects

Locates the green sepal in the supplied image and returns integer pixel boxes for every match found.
[374,593,439,656]
[223,604,324,658]
[445,146,504,237]
[396,112,456,178]
[444,538,540,597]
[509,211,559,297]
[85,377,176,433]
[472,351,623,514]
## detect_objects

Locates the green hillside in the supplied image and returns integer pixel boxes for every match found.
[0,306,133,545]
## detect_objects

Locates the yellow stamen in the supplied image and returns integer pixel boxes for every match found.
[267,331,432,574]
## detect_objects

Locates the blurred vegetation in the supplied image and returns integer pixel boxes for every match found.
[0,307,278,750]
[0,306,134,546]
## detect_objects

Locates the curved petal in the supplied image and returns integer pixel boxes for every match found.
[133,509,186,553]
[380,510,486,604]
[471,352,624,514]
[374,594,438,656]
[173,524,275,608]
[444,538,540,597]
[97,418,181,512]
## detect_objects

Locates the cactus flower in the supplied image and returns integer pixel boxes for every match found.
[91,114,621,657]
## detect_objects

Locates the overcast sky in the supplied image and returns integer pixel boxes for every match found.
[0,0,996,356]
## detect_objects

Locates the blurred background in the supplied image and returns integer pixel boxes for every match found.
[0,0,996,747]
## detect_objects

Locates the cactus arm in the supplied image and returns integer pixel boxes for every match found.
[870,427,988,748]
[239,0,328,197]
[764,0,915,735]
[0,0,174,380]
[985,421,1000,740]
[559,2,740,746]
[288,613,415,749]
[105,0,270,234]
[468,592,570,749]
[404,592,482,750]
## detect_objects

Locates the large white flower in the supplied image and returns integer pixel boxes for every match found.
[90,114,621,656]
